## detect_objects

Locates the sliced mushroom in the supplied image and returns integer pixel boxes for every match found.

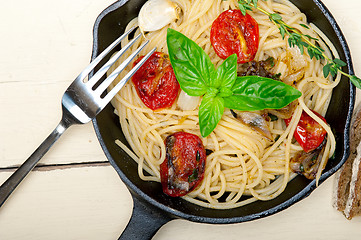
[231,110,273,140]
[290,141,326,180]
[267,100,298,120]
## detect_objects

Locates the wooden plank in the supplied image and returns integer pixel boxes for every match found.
[0,0,115,168]
[0,166,132,240]
[0,167,360,240]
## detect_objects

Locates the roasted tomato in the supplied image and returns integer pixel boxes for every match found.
[285,110,327,153]
[132,52,180,110]
[160,132,206,197]
[210,9,259,63]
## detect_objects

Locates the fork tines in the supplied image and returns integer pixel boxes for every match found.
[83,27,156,109]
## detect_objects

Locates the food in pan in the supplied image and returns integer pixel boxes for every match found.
[109,0,342,209]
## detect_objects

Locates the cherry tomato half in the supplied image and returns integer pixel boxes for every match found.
[285,110,327,153]
[210,9,259,63]
[132,52,180,110]
[160,132,206,197]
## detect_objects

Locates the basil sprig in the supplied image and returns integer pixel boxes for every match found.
[166,28,302,137]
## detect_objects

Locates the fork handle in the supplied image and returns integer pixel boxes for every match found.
[0,120,69,208]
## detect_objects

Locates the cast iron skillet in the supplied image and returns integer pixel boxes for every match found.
[91,0,355,239]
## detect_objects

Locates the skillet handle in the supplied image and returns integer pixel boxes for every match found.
[119,196,173,240]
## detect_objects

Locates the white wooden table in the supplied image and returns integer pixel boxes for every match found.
[0,0,360,239]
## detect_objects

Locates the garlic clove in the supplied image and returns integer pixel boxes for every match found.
[177,90,200,111]
[138,0,180,32]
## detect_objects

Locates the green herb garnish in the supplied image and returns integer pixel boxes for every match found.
[299,164,305,173]
[268,113,278,122]
[238,0,361,89]
[167,28,301,137]
[188,169,199,183]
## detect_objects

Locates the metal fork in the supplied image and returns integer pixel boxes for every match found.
[0,27,156,208]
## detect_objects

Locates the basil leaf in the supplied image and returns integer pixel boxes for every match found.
[218,87,233,98]
[167,28,216,96]
[213,54,237,89]
[223,76,301,111]
[199,93,224,137]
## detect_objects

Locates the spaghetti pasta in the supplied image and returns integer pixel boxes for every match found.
[108,0,338,209]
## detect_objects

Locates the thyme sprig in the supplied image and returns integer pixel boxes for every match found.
[238,0,361,89]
